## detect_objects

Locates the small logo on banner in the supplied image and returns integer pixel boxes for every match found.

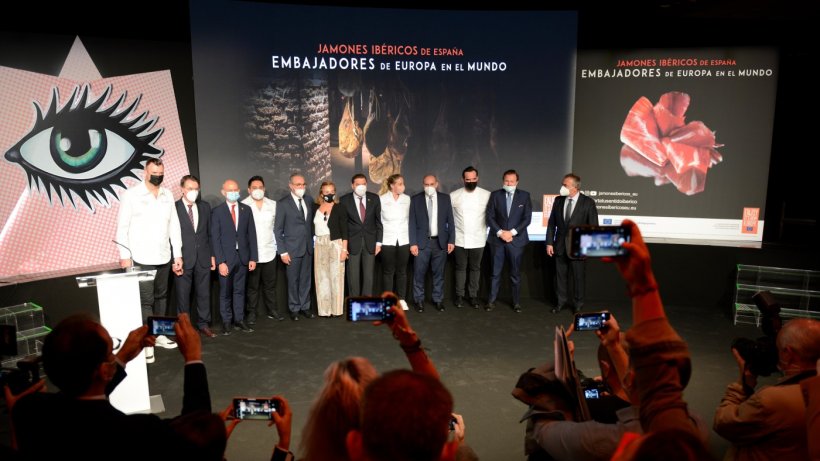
[741,207,760,234]
[603,218,612,224]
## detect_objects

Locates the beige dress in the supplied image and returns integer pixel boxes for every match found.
[313,209,345,316]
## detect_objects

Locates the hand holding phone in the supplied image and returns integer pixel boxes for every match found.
[147,316,177,336]
[569,225,631,259]
[232,397,279,420]
[573,311,611,331]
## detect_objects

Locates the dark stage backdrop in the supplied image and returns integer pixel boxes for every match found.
[189,0,577,240]
[573,48,777,245]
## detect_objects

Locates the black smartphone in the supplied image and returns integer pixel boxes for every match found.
[449,416,457,431]
[232,397,279,420]
[345,296,396,322]
[568,225,631,259]
[147,316,177,336]
[573,311,611,331]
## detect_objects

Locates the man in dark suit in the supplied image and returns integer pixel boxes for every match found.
[546,173,599,313]
[173,175,217,338]
[339,173,383,296]
[409,174,455,312]
[273,172,316,320]
[486,169,532,313]
[211,179,258,335]
[12,313,213,460]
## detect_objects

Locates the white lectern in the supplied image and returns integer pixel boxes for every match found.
[76,270,157,414]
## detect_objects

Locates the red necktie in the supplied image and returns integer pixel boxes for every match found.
[359,196,366,223]
[231,204,237,227]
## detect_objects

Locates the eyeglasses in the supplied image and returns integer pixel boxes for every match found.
[323,211,328,221]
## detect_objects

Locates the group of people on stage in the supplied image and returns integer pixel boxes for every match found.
[115,158,600,345]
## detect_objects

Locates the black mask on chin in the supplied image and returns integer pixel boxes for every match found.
[464,181,478,191]
[149,175,164,186]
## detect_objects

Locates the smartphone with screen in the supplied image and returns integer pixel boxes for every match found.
[147,316,177,336]
[232,397,279,420]
[573,311,611,331]
[568,225,630,259]
[345,296,396,322]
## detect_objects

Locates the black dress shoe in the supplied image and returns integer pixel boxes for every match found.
[290,314,300,321]
[246,315,256,326]
[300,310,316,319]
[550,307,562,314]
[470,297,480,309]
[484,302,495,312]
[221,324,232,336]
[454,296,464,308]
[415,302,425,313]
[513,304,522,313]
[268,313,285,321]
[435,302,445,312]
[237,321,254,332]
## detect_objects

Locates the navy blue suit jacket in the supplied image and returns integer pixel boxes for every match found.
[486,189,532,247]
[211,201,258,267]
[174,199,212,270]
[408,192,455,250]
[274,194,315,258]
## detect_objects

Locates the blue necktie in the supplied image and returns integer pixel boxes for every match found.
[506,192,512,216]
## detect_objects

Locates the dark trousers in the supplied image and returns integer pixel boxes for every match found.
[286,254,312,313]
[454,246,484,298]
[348,237,375,296]
[489,243,524,305]
[218,260,248,326]
[246,258,279,321]
[381,243,410,299]
[174,263,212,328]
[413,239,447,303]
[555,252,586,311]
[135,259,171,322]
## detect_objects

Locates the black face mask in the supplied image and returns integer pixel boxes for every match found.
[149,175,164,186]
[464,181,478,191]
[323,194,335,202]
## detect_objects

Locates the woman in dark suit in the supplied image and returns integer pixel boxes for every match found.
[313,181,349,317]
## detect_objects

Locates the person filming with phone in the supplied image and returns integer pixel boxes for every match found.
[10,313,212,460]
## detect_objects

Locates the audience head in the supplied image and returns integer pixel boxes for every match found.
[301,357,378,461]
[776,318,820,374]
[169,410,228,461]
[289,172,307,198]
[347,369,457,461]
[42,314,116,397]
[143,157,164,186]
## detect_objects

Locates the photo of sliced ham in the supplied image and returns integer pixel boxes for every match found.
[619,91,723,195]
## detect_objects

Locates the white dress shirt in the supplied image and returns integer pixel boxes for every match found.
[380,192,411,246]
[450,186,490,249]
[116,182,182,265]
[242,195,277,263]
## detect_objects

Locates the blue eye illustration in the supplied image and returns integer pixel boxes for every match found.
[4,84,163,210]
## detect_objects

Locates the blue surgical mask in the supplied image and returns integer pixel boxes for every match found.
[503,185,516,194]
[226,191,240,203]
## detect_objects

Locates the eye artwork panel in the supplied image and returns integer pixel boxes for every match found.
[0,37,188,282]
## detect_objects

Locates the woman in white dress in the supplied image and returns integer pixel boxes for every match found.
[313,182,348,317]
[379,174,411,299]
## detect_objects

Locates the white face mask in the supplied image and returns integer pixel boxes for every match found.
[293,188,306,198]
[559,185,570,196]
[502,185,516,194]
[424,186,436,196]
[251,189,265,200]
[185,190,199,203]
[354,184,367,196]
